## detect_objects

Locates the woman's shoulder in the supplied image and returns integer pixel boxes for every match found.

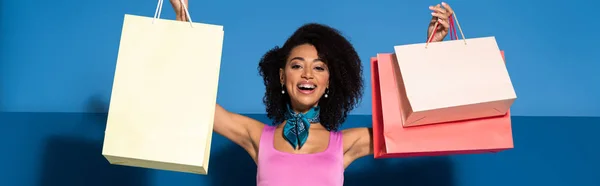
[341,127,370,135]
[340,127,371,145]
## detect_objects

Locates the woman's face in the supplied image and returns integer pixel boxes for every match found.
[280,44,330,113]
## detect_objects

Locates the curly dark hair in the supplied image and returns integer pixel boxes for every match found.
[257,23,364,131]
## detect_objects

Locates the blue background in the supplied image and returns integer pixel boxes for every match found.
[1,0,599,185]
[2,0,599,116]
[2,114,600,186]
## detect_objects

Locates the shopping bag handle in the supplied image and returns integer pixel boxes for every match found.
[152,0,195,28]
[425,12,466,48]
[448,14,458,40]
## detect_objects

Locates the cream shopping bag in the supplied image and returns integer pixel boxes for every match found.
[102,0,224,175]
[393,12,516,127]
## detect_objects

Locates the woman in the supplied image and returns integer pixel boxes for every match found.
[170,1,455,185]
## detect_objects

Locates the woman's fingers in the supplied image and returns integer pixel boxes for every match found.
[441,2,454,15]
[431,12,449,21]
[427,2,454,41]
[429,4,446,15]
[437,18,450,30]
[170,0,189,21]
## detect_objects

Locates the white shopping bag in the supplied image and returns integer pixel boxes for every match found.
[102,0,224,175]
[393,12,516,127]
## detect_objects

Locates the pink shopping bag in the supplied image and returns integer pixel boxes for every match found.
[371,53,513,158]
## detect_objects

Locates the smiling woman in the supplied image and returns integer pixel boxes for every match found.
[279,44,335,115]
[169,0,454,185]
[260,24,363,132]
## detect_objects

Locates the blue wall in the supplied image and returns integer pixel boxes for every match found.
[2,0,600,185]
[1,113,599,186]
[1,0,599,116]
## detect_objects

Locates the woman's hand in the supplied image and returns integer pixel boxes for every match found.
[169,0,189,21]
[427,2,454,42]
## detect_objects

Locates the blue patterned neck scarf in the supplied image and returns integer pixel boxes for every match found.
[283,104,320,149]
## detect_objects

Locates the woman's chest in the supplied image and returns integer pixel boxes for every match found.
[272,128,332,154]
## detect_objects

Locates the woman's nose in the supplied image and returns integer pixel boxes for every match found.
[301,69,314,79]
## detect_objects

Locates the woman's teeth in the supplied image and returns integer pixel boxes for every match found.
[298,84,316,90]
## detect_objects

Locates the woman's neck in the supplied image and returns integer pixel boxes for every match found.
[279,120,326,130]
[289,102,318,114]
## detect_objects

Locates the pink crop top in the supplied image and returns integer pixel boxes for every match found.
[256,125,344,186]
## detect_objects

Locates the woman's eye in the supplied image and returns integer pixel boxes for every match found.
[315,66,325,71]
[291,64,301,69]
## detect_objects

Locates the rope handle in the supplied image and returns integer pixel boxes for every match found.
[152,0,194,28]
[425,12,466,48]
[449,14,458,40]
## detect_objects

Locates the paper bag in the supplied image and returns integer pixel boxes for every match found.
[371,53,513,158]
[393,37,517,127]
[102,6,224,175]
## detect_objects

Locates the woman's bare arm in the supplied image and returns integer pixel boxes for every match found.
[213,104,265,159]
[342,127,374,167]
